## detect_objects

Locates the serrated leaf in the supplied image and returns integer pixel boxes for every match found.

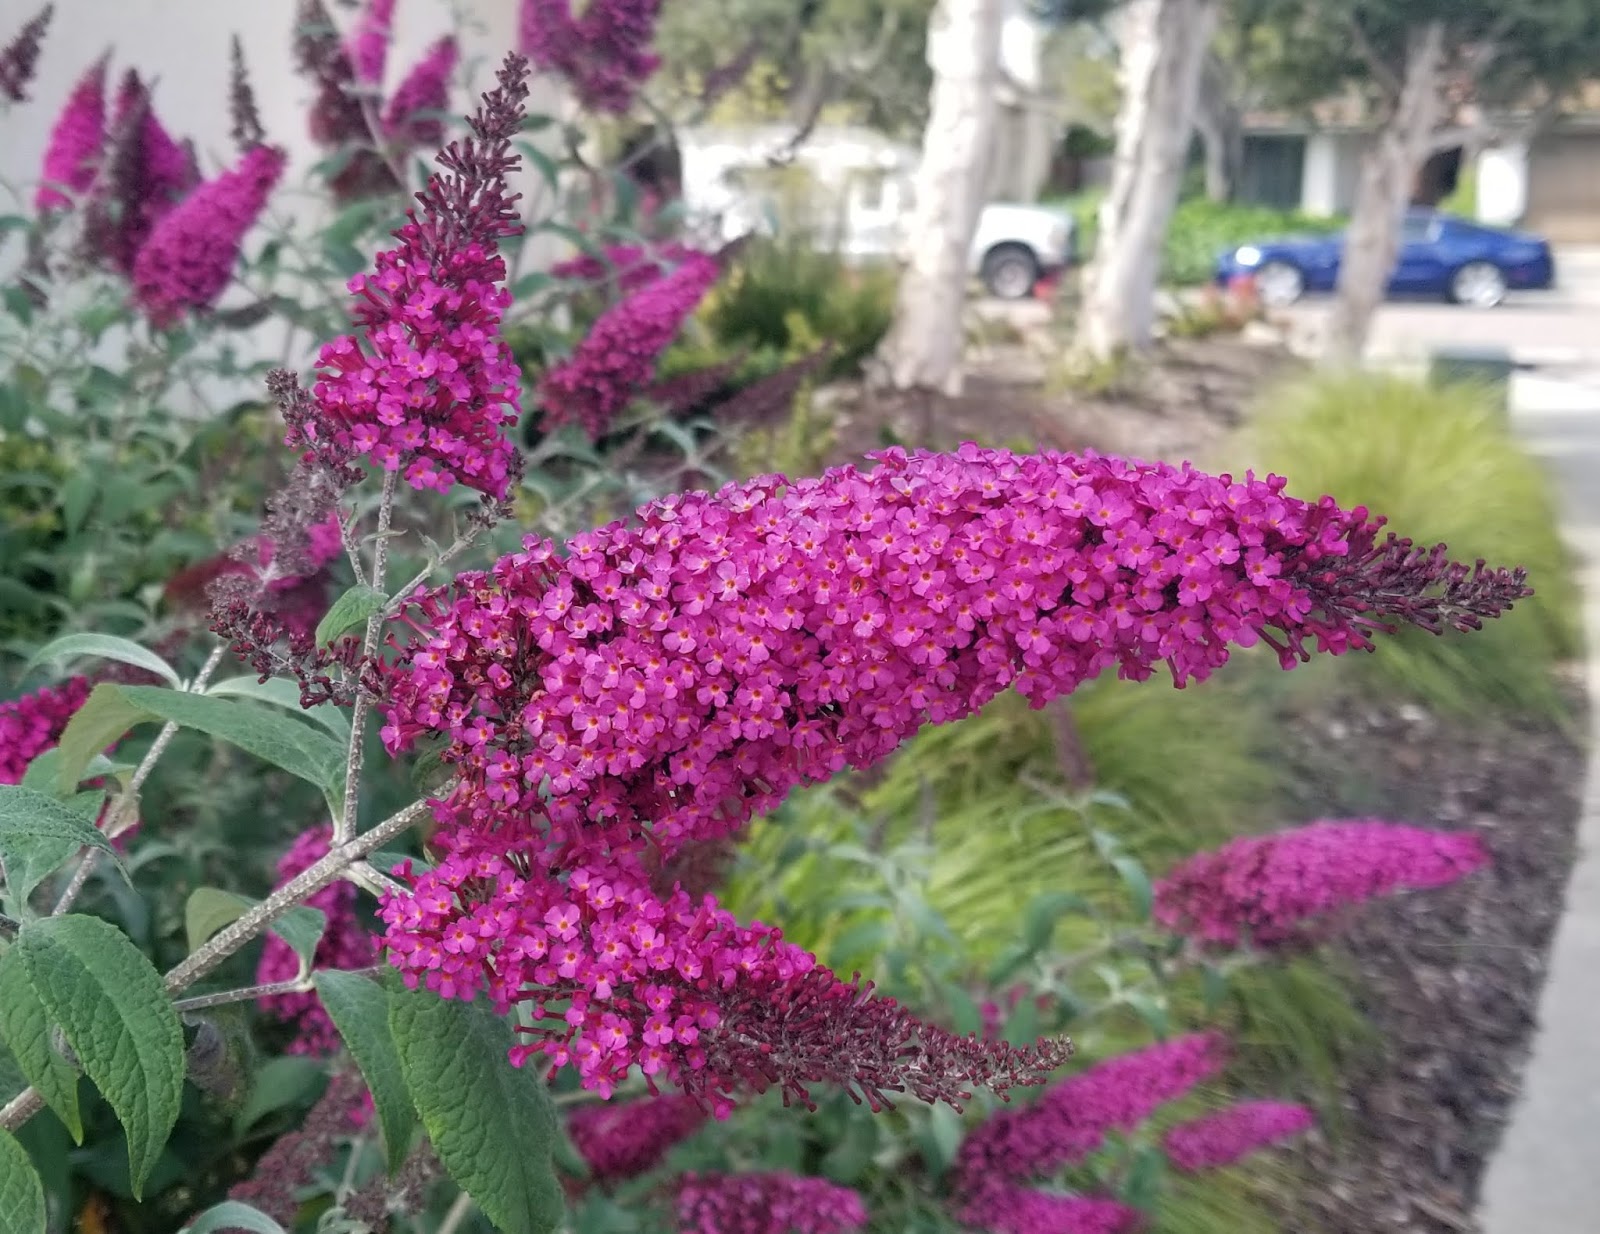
[0,1127,46,1234]
[179,1200,290,1234]
[206,676,351,742]
[314,971,417,1172]
[185,887,326,970]
[390,987,563,1234]
[17,915,184,1198]
[315,584,389,646]
[0,783,122,910]
[0,950,82,1141]
[58,685,345,796]
[24,633,181,687]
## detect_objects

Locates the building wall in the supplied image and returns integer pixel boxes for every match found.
[1300,132,1368,216]
[1524,130,1600,243]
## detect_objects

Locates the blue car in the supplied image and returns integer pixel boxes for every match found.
[1214,210,1555,309]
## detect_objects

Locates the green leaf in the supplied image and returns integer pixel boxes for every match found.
[1022,890,1094,952]
[315,584,389,646]
[184,888,251,954]
[52,684,152,797]
[57,684,345,796]
[1122,990,1169,1038]
[1200,964,1229,1014]
[1111,856,1153,921]
[185,888,326,970]
[234,1056,326,1137]
[0,950,82,1141]
[24,633,181,687]
[0,783,121,910]
[20,749,134,796]
[16,915,185,1198]
[1001,995,1040,1048]
[314,971,417,1172]
[819,1110,878,1185]
[916,1101,965,1178]
[59,471,95,535]
[205,676,351,742]
[179,1200,290,1234]
[390,987,563,1234]
[1121,1143,1167,1210]
[0,1127,46,1234]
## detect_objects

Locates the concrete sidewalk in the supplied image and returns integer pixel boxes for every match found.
[1478,370,1600,1233]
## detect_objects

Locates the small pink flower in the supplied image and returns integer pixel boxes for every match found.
[676,1171,866,1234]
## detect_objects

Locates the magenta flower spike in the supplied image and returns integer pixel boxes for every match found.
[952,1033,1227,1195]
[283,56,529,498]
[36,55,107,211]
[955,1188,1144,1234]
[537,249,721,439]
[0,677,91,785]
[1153,819,1490,948]
[348,0,396,87]
[380,446,1530,871]
[382,34,456,151]
[676,1172,867,1234]
[256,825,376,1054]
[567,1093,706,1180]
[1161,1100,1315,1171]
[0,4,53,103]
[130,142,285,326]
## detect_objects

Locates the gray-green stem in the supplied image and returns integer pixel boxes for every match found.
[338,470,398,845]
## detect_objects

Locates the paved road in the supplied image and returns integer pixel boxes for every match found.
[1285,249,1600,368]
[1476,369,1600,1233]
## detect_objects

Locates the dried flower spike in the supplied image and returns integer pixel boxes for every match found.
[0,4,52,103]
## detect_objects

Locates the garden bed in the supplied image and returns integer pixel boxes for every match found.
[1276,688,1586,1234]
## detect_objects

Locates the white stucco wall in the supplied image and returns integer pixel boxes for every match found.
[1,0,550,215]
[1299,131,1368,217]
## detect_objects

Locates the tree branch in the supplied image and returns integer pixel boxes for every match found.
[1346,10,1402,105]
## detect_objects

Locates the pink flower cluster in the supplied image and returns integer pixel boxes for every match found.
[1161,1100,1314,1172]
[518,0,663,114]
[90,69,197,274]
[286,59,526,498]
[258,825,376,1054]
[952,1033,1226,1199]
[130,143,286,327]
[550,242,691,295]
[0,676,91,784]
[35,56,106,210]
[676,1172,866,1234]
[567,1092,705,1181]
[381,446,1524,875]
[537,248,721,439]
[349,0,396,86]
[381,36,457,151]
[380,842,1068,1112]
[956,1188,1142,1234]
[1153,820,1490,948]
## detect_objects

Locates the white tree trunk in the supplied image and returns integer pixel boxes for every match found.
[1323,22,1444,366]
[874,0,1005,397]
[1075,0,1218,361]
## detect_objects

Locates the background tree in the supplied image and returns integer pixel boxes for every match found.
[872,0,1007,396]
[1248,0,1600,364]
[1074,0,1220,361]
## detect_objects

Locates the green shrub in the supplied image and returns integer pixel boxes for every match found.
[1163,198,1344,287]
[1233,371,1580,716]
[694,236,898,379]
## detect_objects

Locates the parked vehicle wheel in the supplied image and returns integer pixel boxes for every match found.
[1450,261,1508,308]
[1254,260,1305,308]
[980,244,1040,300]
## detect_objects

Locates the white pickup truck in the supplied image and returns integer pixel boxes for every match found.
[680,126,1078,300]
